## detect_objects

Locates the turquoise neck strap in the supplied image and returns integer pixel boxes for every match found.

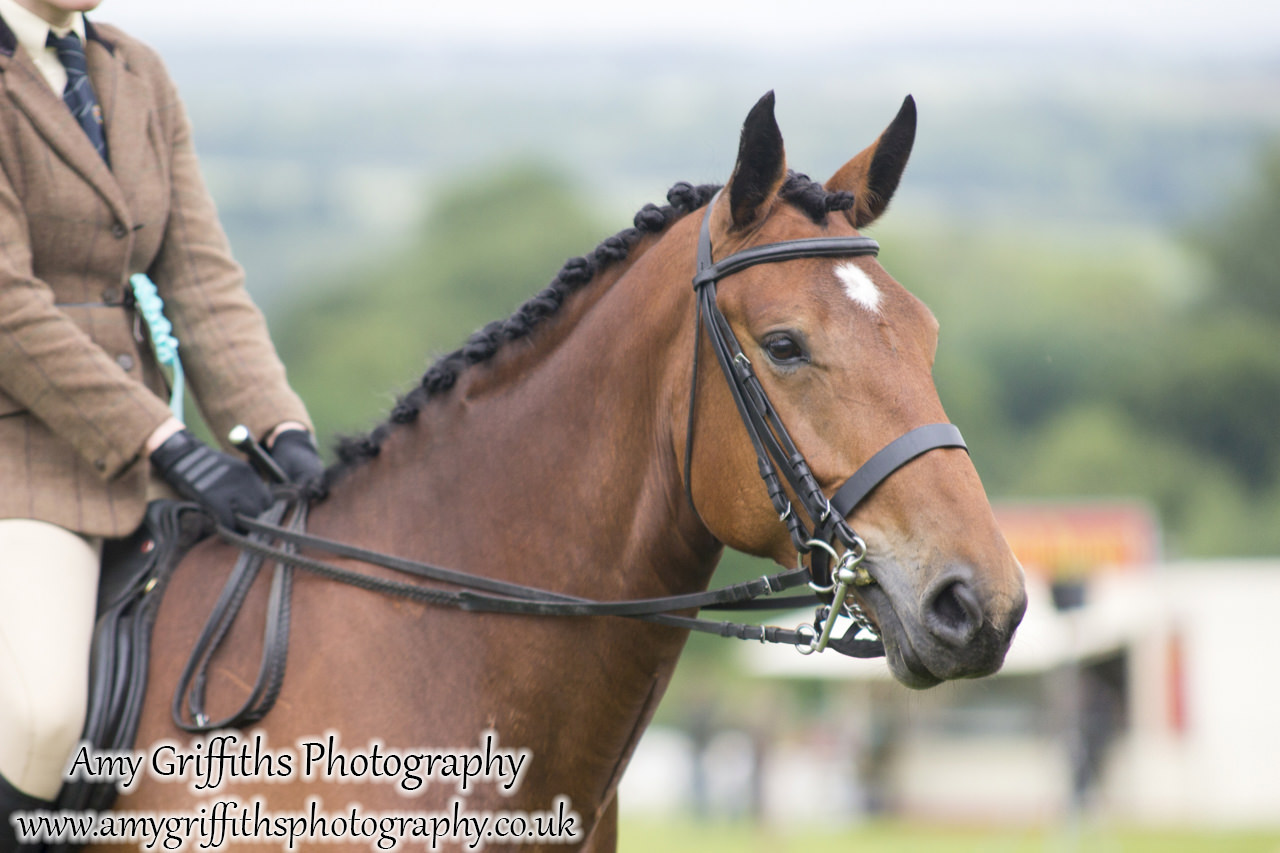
[129,273,184,422]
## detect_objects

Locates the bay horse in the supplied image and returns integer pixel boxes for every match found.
[103,93,1025,851]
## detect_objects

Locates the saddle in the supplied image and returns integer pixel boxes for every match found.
[55,500,211,815]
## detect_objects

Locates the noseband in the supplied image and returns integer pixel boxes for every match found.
[685,193,968,650]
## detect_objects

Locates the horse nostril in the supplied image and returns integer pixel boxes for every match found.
[925,579,983,646]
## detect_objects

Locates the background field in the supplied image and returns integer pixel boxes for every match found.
[619,819,1280,853]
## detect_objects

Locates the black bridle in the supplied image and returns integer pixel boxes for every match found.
[685,192,968,648]
[175,197,966,733]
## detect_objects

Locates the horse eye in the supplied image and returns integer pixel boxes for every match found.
[763,334,807,365]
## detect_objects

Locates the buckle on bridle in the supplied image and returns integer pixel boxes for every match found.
[817,497,833,525]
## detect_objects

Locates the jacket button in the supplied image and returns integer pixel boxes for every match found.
[112,222,128,238]
[115,354,134,371]
[94,459,107,472]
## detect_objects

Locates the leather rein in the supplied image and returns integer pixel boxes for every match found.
[174,197,966,733]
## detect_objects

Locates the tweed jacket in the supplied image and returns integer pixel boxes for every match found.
[0,15,311,538]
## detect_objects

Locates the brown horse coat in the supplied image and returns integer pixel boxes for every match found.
[103,95,1025,852]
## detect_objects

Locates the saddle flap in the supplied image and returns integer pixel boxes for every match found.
[58,500,209,816]
[96,499,209,616]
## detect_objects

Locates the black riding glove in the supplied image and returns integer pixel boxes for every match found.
[150,428,272,530]
[267,429,325,486]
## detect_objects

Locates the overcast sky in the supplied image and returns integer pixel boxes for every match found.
[98,0,1279,56]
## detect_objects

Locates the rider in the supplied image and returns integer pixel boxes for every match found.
[0,0,324,845]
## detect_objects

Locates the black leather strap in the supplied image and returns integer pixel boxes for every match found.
[691,190,880,286]
[220,520,889,659]
[212,519,890,657]
[807,424,969,586]
[229,516,814,617]
[830,424,968,520]
[172,499,300,733]
[693,236,881,289]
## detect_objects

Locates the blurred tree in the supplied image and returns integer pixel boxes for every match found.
[1195,144,1280,321]
[1125,143,1280,492]
[271,163,607,445]
[1118,316,1280,492]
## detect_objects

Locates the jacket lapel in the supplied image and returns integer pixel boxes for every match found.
[0,28,133,229]
[86,33,152,226]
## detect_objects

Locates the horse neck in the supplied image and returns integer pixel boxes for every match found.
[302,218,722,822]
[316,214,721,603]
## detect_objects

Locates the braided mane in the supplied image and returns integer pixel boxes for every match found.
[322,173,853,492]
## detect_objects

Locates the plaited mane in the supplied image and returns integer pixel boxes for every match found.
[321,173,854,493]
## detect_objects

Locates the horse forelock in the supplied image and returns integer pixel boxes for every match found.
[778,172,856,223]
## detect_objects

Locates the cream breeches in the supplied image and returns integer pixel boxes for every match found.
[0,519,100,800]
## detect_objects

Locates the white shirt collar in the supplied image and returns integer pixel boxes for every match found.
[0,0,87,54]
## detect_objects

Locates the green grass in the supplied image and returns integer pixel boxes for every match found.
[618,818,1280,853]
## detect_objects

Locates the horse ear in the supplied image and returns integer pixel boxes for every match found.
[723,91,787,231]
[826,95,917,228]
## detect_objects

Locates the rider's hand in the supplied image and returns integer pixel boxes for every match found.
[149,428,272,530]
[267,428,325,487]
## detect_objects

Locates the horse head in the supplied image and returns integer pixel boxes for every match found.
[684,92,1027,688]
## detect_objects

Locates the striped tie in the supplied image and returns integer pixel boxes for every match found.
[46,30,109,165]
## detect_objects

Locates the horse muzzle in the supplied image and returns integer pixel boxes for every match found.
[855,560,1027,688]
